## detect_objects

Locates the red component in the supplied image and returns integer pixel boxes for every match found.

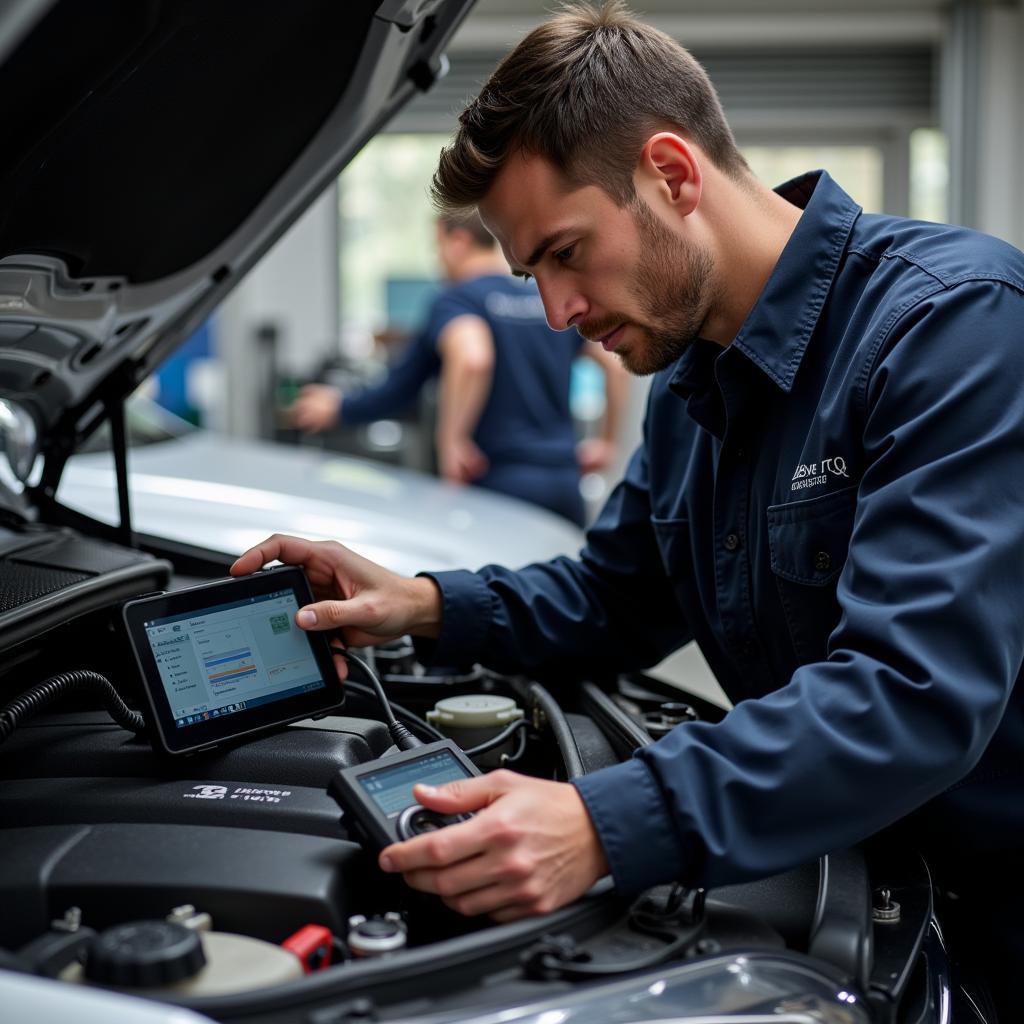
[282,924,333,973]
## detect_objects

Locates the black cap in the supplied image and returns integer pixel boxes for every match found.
[84,920,206,988]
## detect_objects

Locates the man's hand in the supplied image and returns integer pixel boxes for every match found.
[438,436,489,484]
[230,535,442,664]
[576,437,617,474]
[378,771,609,922]
[289,384,342,433]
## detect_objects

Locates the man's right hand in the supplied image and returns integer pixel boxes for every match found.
[230,535,442,671]
[289,384,342,433]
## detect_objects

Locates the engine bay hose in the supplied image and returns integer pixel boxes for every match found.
[527,682,584,779]
[0,669,146,744]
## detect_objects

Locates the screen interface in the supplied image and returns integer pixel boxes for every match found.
[358,750,471,818]
[142,588,325,730]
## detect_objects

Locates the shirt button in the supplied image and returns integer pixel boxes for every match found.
[814,551,832,571]
[723,533,740,552]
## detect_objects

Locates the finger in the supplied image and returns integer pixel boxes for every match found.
[412,771,514,815]
[488,902,535,923]
[399,850,508,899]
[230,534,314,576]
[332,650,349,682]
[379,814,488,874]
[443,880,537,919]
[295,596,383,633]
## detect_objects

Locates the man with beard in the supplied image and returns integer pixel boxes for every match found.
[233,2,1024,1010]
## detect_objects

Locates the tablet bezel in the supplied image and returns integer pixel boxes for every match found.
[123,566,342,755]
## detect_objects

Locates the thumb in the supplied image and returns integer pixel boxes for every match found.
[413,771,513,814]
[296,598,368,632]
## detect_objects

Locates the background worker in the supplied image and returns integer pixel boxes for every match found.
[291,212,627,527]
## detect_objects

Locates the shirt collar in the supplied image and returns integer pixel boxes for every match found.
[670,170,860,398]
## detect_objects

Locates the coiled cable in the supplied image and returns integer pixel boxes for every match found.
[0,669,145,745]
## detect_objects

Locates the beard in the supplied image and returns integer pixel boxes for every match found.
[581,198,716,376]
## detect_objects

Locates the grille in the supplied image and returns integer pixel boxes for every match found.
[0,562,91,612]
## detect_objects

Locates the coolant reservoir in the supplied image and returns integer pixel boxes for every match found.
[426,694,524,767]
[61,925,304,996]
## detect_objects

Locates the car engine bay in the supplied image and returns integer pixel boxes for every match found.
[0,524,951,1023]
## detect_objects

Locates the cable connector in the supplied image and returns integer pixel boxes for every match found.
[342,650,422,749]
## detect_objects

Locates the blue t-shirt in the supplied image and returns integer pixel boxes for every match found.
[343,275,582,469]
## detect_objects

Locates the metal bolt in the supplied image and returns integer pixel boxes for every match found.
[872,887,901,923]
[51,907,82,933]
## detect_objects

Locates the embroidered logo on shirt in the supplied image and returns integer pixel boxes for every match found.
[791,455,849,491]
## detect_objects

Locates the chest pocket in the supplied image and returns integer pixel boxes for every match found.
[767,484,857,664]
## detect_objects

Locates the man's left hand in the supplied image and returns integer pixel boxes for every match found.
[378,770,609,921]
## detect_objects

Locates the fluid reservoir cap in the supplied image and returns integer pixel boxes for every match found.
[84,920,206,988]
[426,694,523,729]
[347,913,407,957]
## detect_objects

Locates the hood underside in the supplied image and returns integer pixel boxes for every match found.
[0,0,471,477]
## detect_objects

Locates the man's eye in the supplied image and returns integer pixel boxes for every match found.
[554,245,575,263]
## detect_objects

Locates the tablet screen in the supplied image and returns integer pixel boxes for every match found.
[124,567,342,754]
[142,587,325,728]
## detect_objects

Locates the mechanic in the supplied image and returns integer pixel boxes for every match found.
[235,2,1024,1011]
[290,210,626,527]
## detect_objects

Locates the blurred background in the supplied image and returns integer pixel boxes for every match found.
[136,0,1024,702]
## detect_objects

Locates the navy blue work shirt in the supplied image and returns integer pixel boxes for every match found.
[420,171,1024,894]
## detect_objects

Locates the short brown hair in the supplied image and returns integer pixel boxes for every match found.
[432,1,749,213]
[437,210,496,249]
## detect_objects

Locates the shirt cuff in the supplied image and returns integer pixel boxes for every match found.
[411,569,494,668]
[572,757,689,895]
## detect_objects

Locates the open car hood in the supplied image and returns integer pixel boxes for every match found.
[0,0,472,491]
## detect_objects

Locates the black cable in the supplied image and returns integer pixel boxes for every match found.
[463,717,528,758]
[522,885,706,980]
[342,650,423,750]
[343,679,446,744]
[0,670,145,745]
[528,682,585,779]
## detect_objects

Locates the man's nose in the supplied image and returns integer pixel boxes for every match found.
[538,280,588,331]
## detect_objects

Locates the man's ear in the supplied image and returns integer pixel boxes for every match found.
[636,133,701,216]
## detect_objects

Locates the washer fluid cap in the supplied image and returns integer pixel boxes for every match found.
[426,694,524,729]
[85,920,206,988]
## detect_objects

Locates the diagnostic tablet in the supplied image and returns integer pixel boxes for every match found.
[123,566,342,754]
